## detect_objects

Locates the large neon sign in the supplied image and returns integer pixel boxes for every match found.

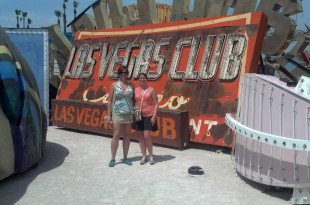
[53,12,267,147]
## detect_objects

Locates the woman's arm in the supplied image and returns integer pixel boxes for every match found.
[151,87,159,124]
[107,83,115,122]
[130,82,136,107]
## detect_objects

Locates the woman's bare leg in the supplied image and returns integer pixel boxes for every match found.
[122,123,132,159]
[111,123,121,160]
[138,131,147,157]
[144,130,153,158]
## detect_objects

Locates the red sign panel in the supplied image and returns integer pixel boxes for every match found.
[55,12,267,147]
[52,100,189,148]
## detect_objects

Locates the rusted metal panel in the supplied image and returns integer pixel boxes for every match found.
[52,99,189,148]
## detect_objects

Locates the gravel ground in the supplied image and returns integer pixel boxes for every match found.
[0,126,292,205]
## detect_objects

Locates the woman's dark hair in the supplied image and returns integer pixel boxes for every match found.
[117,66,128,76]
[138,72,147,78]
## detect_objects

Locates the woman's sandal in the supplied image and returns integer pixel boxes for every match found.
[140,157,147,165]
[109,160,116,167]
[123,158,132,166]
[149,157,155,165]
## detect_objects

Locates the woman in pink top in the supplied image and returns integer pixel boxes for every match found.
[132,72,159,165]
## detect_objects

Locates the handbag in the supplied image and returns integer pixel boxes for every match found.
[133,88,147,122]
[133,107,142,122]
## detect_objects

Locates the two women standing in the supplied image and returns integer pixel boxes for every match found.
[107,67,158,167]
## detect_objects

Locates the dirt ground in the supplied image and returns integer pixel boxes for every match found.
[0,126,292,205]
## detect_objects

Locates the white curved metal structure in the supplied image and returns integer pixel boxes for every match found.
[226,73,310,204]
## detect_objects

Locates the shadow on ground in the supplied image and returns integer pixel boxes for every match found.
[237,171,292,202]
[187,142,232,154]
[0,141,69,204]
[187,142,292,202]
[129,154,176,163]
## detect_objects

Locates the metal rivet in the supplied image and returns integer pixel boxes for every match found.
[303,144,307,149]
[244,131,247,135]
[292,143,296,148]
[273,140,277,144]
[283,142,286,146]
[250,134,253,138]
[265,138,268,142]
[257,136,260,140]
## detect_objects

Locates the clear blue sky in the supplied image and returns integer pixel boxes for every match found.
[0,0,309,30]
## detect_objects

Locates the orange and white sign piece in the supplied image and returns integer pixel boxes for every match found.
[55,12,267,147]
